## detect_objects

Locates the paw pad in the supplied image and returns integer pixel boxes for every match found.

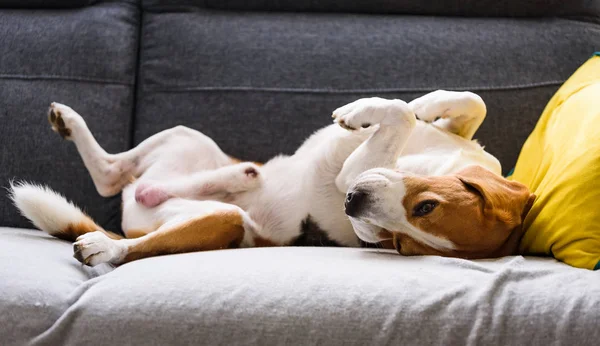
[337,119,356,131]
[48,106,71,138]
[244,167,259,177]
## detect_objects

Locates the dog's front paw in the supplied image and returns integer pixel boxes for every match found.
[48,103,85,140]
[332,97,416,131]
[73,231,125,266]
[410,90,484,123]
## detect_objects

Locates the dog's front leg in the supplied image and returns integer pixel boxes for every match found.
[409,90,487,140]
[332,97,416,193]
[47,103,233,197]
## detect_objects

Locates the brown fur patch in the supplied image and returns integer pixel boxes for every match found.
[375,230,395,249]
[253,236,278,247]
[228,156,242,164]
[122,210,246,263]
[228,155,263,167]
[54,217,123,241]
[396,166,534,259]
[127,175,137,184]
[125,229,150,239]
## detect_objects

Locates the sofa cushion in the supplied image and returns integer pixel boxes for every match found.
[135,9,600,173]
[0,228,109,346]
[2,227,600,345]
[142,0,600,18]
[0,2,139,232]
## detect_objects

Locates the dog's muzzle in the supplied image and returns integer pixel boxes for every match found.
[345,190,367,217]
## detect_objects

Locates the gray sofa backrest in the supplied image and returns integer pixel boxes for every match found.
[0,0,139,231]
[143,0,600,18]
[1,0,599,233]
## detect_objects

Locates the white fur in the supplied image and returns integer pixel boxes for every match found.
[11,91,502,265]
[9,181,89,235]
[74,231,126,266]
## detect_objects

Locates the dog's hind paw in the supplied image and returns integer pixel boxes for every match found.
[73,231,125,266]
[48,103,85,140]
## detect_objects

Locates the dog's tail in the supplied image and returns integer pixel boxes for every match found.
[8,181,122,241]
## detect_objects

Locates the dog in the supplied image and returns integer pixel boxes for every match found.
[10,90,535,266]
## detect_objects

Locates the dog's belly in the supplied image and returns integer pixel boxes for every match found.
[238,155,360,247]
[120,183,161,236]
[244,192,358,247]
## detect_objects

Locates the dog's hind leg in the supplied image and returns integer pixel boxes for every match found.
[48,103,233,197]
[48,102,142,197]
[408,90,487,140]
[71,200,260,266]
[134,161,262,208]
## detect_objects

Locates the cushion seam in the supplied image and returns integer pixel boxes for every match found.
[141,80,564,94]
[0,74,133,86]
[30,275,107,344]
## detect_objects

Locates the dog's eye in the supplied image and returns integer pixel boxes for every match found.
[413,200,438,217]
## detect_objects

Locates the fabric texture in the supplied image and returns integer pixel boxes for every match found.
[0,228,110,346]
[136,9,600,171]
[0,0,96,8]
[142,0,600,18]
[2,228,600,346]
[510,55,600,270]
[0,2,139,232]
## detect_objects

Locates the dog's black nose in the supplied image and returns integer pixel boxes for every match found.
[345,190,367,217]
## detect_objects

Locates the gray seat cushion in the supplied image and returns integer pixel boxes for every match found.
[136,9,600,173]
[0,228,108,346]
[2,227,600,346]
[0,2,139,232]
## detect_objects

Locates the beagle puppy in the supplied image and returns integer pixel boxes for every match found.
[10,90,535,266]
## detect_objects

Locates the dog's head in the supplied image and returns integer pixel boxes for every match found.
[346,165,535,259]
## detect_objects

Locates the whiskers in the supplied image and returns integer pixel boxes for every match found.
[371,240,387,253]
[392,233,401,254]
[365,230,395,254]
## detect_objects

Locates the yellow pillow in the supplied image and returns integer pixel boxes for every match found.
[509,54,600,270]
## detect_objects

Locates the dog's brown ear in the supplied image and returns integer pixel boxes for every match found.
[457,165,533,220]
[456,165,535,255]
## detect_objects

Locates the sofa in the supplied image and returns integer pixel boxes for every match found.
[2,1,600,345]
